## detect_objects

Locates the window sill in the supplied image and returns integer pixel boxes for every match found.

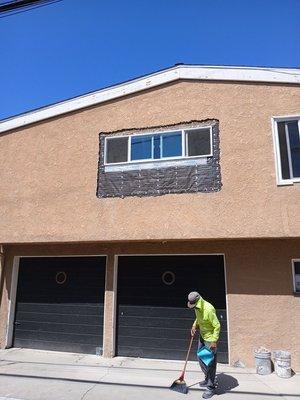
[277,178,300,186]
[293,292,300,297]
[104,157,208,172]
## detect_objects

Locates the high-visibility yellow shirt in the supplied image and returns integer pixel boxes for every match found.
[192,297,220,342]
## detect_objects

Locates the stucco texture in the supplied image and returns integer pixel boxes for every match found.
[1,239,299,370]
[0,81,299,243]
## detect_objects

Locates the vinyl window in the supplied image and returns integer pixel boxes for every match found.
[273,117,300,185]
[105,127,213,165]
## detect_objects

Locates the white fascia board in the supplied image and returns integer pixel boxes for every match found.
[179,65,300,84]
[0,67,180,134]
[1,65,300,134]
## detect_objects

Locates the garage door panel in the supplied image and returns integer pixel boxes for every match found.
[15,320,103,336]
[119,316,191,329]
[117,346,229,363]
[14,338,98,354]
[118,317,227,332]
[15,291,103,304]
[118,256,226,309]
[118,305,193,318]
[119,304,227,320]
[118,326,228,342]
[16,311,103,326]
[16,303,104,317]
[17,257,104,303]
[19,281,104,290]
[18,284,103,294]
[13,257,105,355]
[117,335,229,352]
[118,291,226,301]
[14,328,102,346]
[119,273,224,287]
[116,346,187,360]
[118,327,189,341]
[117,255,228,362]
[118,296,226,310]
[118,305,227,322]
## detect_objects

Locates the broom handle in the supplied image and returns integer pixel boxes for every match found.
[181,334,194,378]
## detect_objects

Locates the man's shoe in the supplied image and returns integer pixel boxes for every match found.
[199,380,208,387]
[202,389,216,399]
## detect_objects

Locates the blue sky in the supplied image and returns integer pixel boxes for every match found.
[0,0,299,120]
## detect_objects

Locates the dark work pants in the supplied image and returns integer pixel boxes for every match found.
[197,338,217,391]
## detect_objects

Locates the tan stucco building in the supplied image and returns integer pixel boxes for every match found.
[0,65,300,369]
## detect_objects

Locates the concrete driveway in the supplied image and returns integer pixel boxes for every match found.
[0,349,299,400]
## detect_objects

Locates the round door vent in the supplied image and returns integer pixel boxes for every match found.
[55,271,67,285]
[162,270,175,286]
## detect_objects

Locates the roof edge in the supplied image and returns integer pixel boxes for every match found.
[1,64,300,134]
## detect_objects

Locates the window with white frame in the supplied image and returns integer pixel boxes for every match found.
[273,117,300,184]
[293,260,300,293]
[105,127,212,165]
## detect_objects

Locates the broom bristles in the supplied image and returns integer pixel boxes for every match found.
[170,378,188,394]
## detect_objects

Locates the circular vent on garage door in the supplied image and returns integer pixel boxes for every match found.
[55,271,67,285]
[161,270,175,285]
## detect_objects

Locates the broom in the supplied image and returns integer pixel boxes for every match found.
[170,333,194,394]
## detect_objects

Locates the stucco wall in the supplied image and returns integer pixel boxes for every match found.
[0,81,299,242]
[1,239,299,370]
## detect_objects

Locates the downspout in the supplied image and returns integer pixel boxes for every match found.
[0,245,6,349]
[0,245,4,308]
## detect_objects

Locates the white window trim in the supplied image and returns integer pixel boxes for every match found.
[292,259,300,294]
[271,115,300,186]
[104,126,213,166]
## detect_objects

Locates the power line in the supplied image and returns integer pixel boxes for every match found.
[0,1,21,6]
[0,0,62,17]
[0,1,44,12]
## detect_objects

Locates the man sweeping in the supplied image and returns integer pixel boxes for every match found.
[188,291,220,399]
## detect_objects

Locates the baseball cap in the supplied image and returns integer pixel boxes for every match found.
[187,291,201,308]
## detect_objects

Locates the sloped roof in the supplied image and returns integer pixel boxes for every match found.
[1,64,300,133]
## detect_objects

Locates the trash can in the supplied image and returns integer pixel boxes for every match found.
[254,348,272,375]
[273,351,291,378]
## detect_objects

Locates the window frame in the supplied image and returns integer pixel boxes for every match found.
[272,115,300,186]
[104,126,213,166]
[292,259,300,294]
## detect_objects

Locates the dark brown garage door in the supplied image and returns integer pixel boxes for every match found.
[117,255,228,363]
[13,256,106,355]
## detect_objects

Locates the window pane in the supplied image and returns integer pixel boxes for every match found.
[287,121,300,178]
[277,122,291,180]
[186,128,211,157]
[295,262,300,275]
[131,135,152,161]
[106,137,128,164]
[162,132,182,158]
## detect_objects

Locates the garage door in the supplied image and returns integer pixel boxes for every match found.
[117,255,228,363]
[13,256,106,354]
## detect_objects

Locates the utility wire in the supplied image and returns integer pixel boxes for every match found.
[0,1,21,6]
[0,0,62,17]
[0,0,47,12]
